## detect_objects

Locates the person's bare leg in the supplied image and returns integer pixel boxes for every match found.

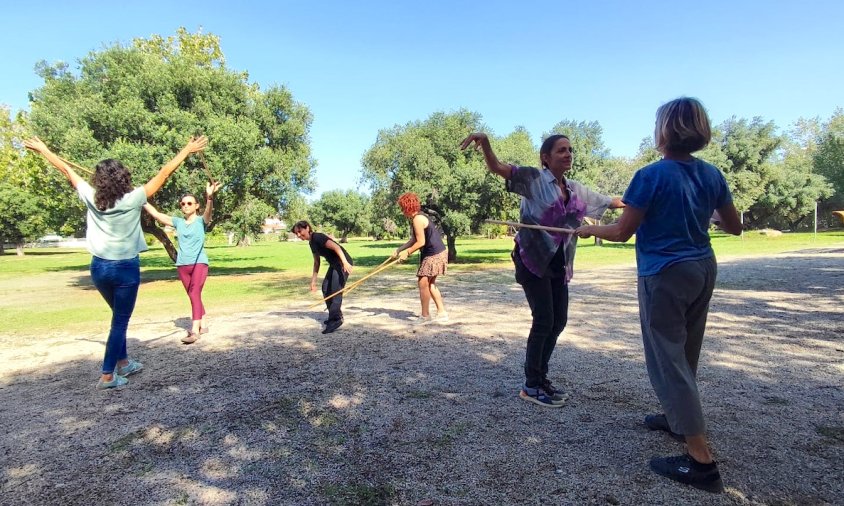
[417,276,431,317]
[429,276,445,314]
[686,434,714,463]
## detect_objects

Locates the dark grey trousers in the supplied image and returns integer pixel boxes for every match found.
[638,257,717,436]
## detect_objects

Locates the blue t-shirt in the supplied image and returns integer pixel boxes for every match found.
[623,158,732,276]
[171,216,209,266]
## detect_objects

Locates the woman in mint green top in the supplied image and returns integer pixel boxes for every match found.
[24,135,208,389]
[145,181,221,344]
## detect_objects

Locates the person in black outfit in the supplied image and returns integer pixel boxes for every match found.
[292,221,354,334]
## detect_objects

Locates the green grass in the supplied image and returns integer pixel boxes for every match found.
[1,230,842,336]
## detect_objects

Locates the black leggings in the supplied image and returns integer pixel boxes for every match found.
[514,249,569,388]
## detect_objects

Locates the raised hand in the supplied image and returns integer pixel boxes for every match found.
[185,135,208,154]
[206,181,222,198]
[23,136,50,154]
[459,132,489,151]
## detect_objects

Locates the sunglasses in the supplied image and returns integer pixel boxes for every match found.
[179,201,196,207]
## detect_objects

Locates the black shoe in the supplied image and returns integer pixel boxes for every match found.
[322,319,343,334]
[645,414,685,442]
[649,454,725,494]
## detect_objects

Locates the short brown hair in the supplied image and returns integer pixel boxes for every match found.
[654,97,712,154]
[291,220,311,233]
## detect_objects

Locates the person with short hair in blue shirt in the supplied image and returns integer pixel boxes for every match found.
[24,135,208,389]
[576,97,742,493]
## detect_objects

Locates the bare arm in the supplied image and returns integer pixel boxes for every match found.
[576,206,645,243]
[459,133,511,179]
[326,239,354,274]
[144,136,208,198]
[609,197,626,209]
[310,254,320,292]
[712,202,742,235]
[143,203,174,227]
[203,181,221,225]
[23,137,84,189]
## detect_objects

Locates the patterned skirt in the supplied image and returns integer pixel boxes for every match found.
[417,250,448,277]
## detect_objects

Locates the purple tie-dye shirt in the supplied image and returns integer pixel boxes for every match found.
[507,165,612,282]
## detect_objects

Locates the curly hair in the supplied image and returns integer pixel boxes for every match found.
[397,192,421,217]
[92,159,133,211]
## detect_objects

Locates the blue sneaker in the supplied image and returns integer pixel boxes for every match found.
[116,359,143,377]
[97,374,128,390]
[542,379,569,404]
[519,385,564,408]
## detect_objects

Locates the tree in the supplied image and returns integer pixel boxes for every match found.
[0,183,47,255]
[310,190,370,242]
[714,117,781,221]
[27,28,315,260]
[815,108,844,215]
[221,195,275,246]
[362,110,521,261]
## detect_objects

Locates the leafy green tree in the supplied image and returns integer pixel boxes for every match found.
[715,117,781,219]
[815,109,844,214]
[221,195,275,246]
[363,110,535,260]
[27,28,315,259]
[0,183,47,255]
[310,189,370,242]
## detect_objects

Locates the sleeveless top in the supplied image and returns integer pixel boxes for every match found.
[413,212,446,259]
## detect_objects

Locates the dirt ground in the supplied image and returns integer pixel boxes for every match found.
[1,248,842,505]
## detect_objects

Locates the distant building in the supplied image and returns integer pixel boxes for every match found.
[262,217,286,234]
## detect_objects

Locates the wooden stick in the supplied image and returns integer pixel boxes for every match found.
[308,257,400,308]
[57,156,94,176]
[197,151,215,183]
[484,219,575,234]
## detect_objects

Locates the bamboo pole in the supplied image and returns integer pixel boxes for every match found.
[308,257,400,309]
[197,151,215,183]
[57,156,94,176]
[484,219,575,234]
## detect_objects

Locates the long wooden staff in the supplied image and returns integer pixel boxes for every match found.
[57,156,94,176]
[308,257,400,309]
[197,152,216,183]
[484,219,575,234]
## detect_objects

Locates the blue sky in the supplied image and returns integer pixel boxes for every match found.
[2,1,842,197]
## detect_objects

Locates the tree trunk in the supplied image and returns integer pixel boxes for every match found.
[0,242,4,254]
[141,216,177,263]
[446,234,457,262]
[340,232,348,243]
[15,243,24,256]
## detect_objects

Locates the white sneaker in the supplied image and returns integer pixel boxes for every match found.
[412,315,433,326]
[434,312,450,323]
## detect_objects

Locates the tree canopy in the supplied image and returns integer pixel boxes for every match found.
[27,28,315,258]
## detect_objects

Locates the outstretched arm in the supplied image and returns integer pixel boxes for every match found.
[143,203,174,227]
[460,133,511,179]
[144,136,208,198]
[203,181,221,225]
[23,137,84,189]
[576,205,644,243]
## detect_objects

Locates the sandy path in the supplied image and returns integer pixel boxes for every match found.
[1,249,842,505]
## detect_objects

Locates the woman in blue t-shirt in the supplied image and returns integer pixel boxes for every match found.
[144,181,221,344]
[575,97,742,493]
[24,135,208,389]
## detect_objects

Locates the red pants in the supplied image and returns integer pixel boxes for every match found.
[177,263,208,321]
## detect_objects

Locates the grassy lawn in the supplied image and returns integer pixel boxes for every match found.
[1,230,842,336]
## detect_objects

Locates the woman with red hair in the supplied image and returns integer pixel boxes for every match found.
[393,192,449,324]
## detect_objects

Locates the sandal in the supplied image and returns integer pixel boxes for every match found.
[181,331,199,344]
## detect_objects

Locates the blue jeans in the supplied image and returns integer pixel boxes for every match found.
[90,256,140,374]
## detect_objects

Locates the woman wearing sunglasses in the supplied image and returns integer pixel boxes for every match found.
[144,181,221,344]
[24,135,208,389]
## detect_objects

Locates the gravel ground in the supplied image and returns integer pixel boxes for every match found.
[1,248,843,505]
